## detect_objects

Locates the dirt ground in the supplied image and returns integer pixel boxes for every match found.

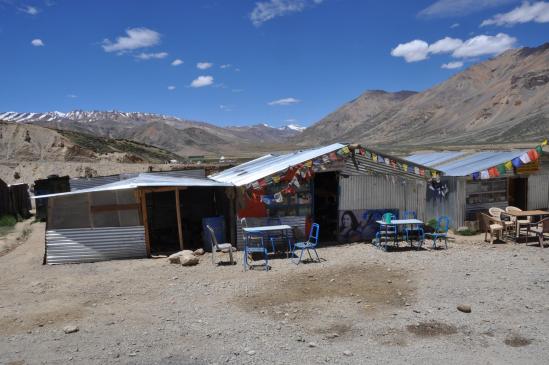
[1,223,548,364]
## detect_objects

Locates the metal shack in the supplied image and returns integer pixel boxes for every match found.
[407,144,549,228]
[35,174,232,264]
[209,143,438,247]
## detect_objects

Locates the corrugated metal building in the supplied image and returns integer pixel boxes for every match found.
[407,148,549,227]
[36,174,232,264]
[211,143,437,245]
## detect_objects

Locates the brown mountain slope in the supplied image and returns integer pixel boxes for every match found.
[0,121,182,163]
[300,43,549,148]
[298,90,417,144]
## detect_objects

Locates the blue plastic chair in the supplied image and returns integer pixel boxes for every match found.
[424,216,450,249]
[291,223,320,264]
[402,211,425,249]
[375,213,398,250]
[241,218,269,271]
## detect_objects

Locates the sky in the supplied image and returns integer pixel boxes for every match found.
[0,0,548,127]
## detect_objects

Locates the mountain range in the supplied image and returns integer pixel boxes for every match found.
[1,42,548,161]
[0,110,305,156]
[297,43,549,149]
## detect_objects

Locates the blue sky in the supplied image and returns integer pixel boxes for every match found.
[1,0,548,127]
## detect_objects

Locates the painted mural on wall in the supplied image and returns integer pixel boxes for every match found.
[337,209,399,243]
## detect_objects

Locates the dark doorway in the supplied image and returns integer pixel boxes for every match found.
[179,187,231,251]
[509,177,528,210]
[146,187,233,255]
[313,172,339,242]
[146,190,180,255]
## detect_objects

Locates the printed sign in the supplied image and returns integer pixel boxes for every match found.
[337,209,399,243]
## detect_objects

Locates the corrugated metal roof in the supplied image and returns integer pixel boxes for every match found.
[406,151,465,167]
[70,169,206,191]
[407,150,528,176]
[34,173,231,199]
[209,143,346,186]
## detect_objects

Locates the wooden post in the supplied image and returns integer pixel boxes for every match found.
[87,193,94,228]
[175,188,184,251]
[140,189,151,257]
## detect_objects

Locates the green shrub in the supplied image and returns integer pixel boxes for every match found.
[0,215,17,227]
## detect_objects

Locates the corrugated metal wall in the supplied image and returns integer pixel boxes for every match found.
[528,173,549,210]
[46,226,146,264]
[424,177,466,228]
[235,216,306,250]
[338,175,428,220]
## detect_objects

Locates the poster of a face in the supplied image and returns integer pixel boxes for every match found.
[337,209,399,243]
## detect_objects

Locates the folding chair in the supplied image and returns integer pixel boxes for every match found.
[291,223,320,265]
[424,216,450,249]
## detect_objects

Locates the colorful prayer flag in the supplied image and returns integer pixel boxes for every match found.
[496,164,506,175]
[512,157,522,168]
[480,170,490,179]
[528,149,539,161]
[519,152,531,164]
[488,167,499,177]
[504,161,513,171]
[536,145,543,154]
[472,172,480,180]
[542,138,548,146]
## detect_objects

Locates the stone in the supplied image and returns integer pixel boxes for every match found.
[193,248,205,256]
[308,342,317,348]
[247,350,256,356]
[180,254,199,266]
[168,250,194,264]
[343,350,353,357]
[63,325,79,334]
[457,304,472,313]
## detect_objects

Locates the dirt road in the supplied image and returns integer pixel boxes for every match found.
[1,223,548,364]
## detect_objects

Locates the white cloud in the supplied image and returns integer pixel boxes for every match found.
[20,5,39,15]
[197,62,213,70]
[135,52,168,60]
[220,104,233,111]
[190,75,214,88]
[391,33,517,62]
[441,61,464,69]
[390,40,430,62]
[268,97,301,106]
[31,38,44,47]
[452,33,516,57]
[450,22,460,28]
[220,64,231,69]
[428,37,463,54]
[167,85,176,91]
[481,1,549,26]
[250,0,323,26]
[66,94,78,98]
[418,0,515,17]
[102,27,161,53]
[171,59,184,66]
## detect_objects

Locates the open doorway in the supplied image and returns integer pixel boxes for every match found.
[146,190,179,255]
[145,187,233,255]
[508,177,528,210]
[313,172,339,242]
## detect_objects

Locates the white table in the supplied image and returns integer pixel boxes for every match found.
[376,219,424,226]
[243,224,293,233]
[243,225,294,255]
[375,219,424,249]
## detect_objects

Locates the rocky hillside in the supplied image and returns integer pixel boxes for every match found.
[299,43,549,148]
[0,121,181,163]
[0,111,304,156]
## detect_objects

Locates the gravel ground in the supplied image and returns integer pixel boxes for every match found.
[1,223,548,364]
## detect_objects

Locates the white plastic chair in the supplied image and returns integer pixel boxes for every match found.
[207,225,235,265]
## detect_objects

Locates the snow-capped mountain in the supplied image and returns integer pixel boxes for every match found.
[0,110,305,156]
